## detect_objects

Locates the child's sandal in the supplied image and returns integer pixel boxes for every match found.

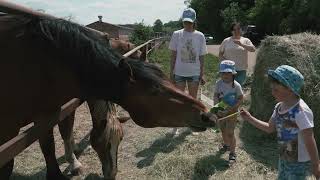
[229,153,237,162]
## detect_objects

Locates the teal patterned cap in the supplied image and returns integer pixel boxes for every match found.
[268,65,304,96]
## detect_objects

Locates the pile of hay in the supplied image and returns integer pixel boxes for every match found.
[250,33,320,143]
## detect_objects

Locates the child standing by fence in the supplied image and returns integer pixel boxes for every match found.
[241,65,320,179]
[213,60,244,163]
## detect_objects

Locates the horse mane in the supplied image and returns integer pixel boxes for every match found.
[15,15,127,99]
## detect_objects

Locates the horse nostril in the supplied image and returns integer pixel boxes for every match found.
[201,112,217,126]
[201,112,210,122]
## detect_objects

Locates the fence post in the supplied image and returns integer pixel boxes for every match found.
[144,44,148,62]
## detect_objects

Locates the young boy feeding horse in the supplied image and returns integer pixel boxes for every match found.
[241,65,320,179]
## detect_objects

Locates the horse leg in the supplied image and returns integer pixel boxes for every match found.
[36,111,68,180]
[0,129,19,180]
[0,160,14,180]
[58,111,83,175]
[39,127,68,180]
[87,100,121,180]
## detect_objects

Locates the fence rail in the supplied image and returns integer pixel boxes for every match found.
[124,37,166,61]
[0,36,166,168]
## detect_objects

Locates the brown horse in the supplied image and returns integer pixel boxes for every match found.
[0,2,216,180]
[57,37,140,177]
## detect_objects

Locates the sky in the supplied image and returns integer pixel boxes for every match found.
[10,0,187,25]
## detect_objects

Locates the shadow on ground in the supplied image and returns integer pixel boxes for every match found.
[239,122,278,170]
[191,150,229,180]
[135,129,191,169]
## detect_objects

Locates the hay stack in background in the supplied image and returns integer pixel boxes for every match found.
[250,33,320,143]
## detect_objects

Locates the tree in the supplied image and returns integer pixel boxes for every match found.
[129,23,154,45]
[190,0,227,41]
[153,19,163,32]
[221,2,248,32]
[189,0,255,41]
[163,20,183,34]
[188,0,320,40]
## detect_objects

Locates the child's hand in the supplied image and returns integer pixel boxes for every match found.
[240,108,252,121]
[312,162,320,179]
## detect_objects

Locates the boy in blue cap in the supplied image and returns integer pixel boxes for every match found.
[241,65,320,179]
[214,60,244,163]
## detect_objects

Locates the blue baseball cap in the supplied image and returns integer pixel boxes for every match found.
[219,60,237,74]
[268,65,304,96]
[182,8,196,23]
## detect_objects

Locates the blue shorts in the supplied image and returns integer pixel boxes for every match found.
[174,75,200,83]
[235,70,247,86]
[278,159,311,180]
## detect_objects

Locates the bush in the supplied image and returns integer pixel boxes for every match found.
[250,33,320,146]
[130,23,154,45]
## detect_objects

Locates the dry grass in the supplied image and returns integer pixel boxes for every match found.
[10,102,281,180]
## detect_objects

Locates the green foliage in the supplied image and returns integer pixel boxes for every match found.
[248,0,320,35]
[129,23,154,45]
[220,2,248,32]
[189,0,320,41]
[190,0,227,41]
[153,19,163,33]
[163,20,183,34]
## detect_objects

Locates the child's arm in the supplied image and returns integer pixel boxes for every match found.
[301,128,320,178]
[240,109,276,134]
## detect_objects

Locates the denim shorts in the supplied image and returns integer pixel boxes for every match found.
[235,70,247,86]
[174,75,200,83]
[278,159,311,180]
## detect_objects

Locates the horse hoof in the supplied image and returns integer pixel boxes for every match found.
[70,166,84,176]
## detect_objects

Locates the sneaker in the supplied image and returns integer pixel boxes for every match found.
[219,144,230,152]
[192,132,199,136]
[170,128,179,136]
[229,152,236,163]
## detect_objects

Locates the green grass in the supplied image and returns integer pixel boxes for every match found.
[148,43,219,97]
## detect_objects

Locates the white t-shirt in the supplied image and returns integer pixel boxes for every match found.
[169,29,207,77]
[219,37,253,71]
[271,99,314,162]
[214,80,243,106]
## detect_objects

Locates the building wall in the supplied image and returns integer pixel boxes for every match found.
[119,29,133,41]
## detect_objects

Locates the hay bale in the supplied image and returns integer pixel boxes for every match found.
[250,33,320,143]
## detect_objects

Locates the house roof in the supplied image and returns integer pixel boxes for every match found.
[86,21,134,31]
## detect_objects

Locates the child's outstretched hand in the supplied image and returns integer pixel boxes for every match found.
[240,108,252,121]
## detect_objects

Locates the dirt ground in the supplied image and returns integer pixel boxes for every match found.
[10,102,280,180]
